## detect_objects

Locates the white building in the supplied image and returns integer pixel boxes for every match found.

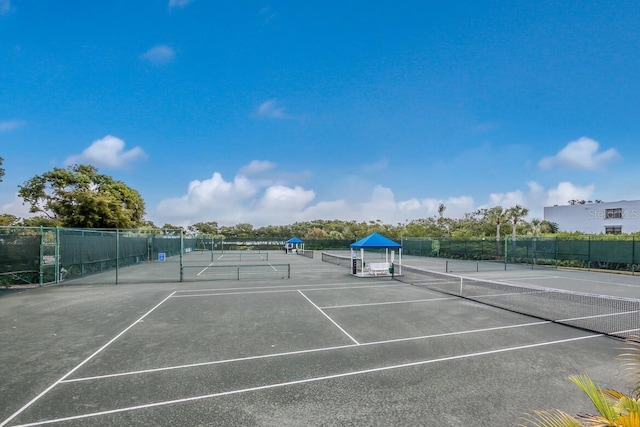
[543,200,640,234]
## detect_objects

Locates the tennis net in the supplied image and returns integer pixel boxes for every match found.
[397,265,640,339]
[181,263,290,281]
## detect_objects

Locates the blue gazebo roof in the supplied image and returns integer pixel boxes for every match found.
[350,232,401,249]
[286,237,304,244]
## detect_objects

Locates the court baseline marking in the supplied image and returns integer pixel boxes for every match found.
[172,284,411,299]
[320,296,456,309]
[174,280,400,293]
[12,334,603,427]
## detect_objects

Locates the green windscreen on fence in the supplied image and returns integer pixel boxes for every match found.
[1,227,640,288]
[401,236,640,273]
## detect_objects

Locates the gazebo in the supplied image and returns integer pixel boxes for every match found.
[285,237,304,254]
[350,232,402,277]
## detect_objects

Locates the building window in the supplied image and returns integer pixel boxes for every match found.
[605,208,622,219]
[605,225,622,234]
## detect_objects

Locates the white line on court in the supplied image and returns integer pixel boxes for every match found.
[297,290,360,345]
[61,319,553,383]
[0,291,178,427]
[560,275,640,289]
[559,309,640,322]
[196,263,214,276]
[615,327,640,335]
[478,275,562,281]
[14,334,603,427]
[174,280,397,293]
[171,284,401,298]
[478,270,640,290]
[320,296,457,309]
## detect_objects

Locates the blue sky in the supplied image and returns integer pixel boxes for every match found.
[1,0,639,227]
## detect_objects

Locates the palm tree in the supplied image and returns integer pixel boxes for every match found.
[529,218,542,265]
[506,205,529,261]
[486,206,507,256]
[521,336,640,426]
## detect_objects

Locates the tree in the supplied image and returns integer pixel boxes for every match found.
[506,204,529,241]
[0,156,4,183]
[0,213,18,226]
[160,223,184,234]
[544,220,560,234]
[507,205,529,259]
[18,164,145,229]
[482,206,507,255]
[191,221,219,235]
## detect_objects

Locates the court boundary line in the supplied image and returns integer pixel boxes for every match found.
[320,296,457,309]
[171,284,404,298]
[173,280,399,293]
[13,334,603,427]
[0,292,178,427]
[298,290,360,345]
[61,319,553,384]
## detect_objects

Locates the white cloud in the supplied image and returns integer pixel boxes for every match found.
[0,119,25,132]
[153,167,481,227]
[239,160,276,175]
[255,99,291,119]
[485,189,527,209]
[65,135,147,169]
[140,45,175,65]
[258,185,316,212]
[1,194,32,220]
[545,181,595,207]
[539,137,620,170]
[157,172,259,219]
[151,160,603,228]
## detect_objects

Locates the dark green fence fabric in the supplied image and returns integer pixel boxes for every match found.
[0,228,41,286]
[400,236,640,273]
[1,227,639,288]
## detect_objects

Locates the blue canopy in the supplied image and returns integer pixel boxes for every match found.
[350,232,401,249]
[286,237,304,244]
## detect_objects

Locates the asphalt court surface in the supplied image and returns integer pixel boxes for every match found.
[1,251,637,426]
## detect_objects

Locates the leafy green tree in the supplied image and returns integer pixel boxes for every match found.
[21,216,62,227]
[0,213,18,226]
[191,221,219,235]
[544,220,560,234]
[0,156,5,182]
[18,164,145,229]
[304,227,329,239]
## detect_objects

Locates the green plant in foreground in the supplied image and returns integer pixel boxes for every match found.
[521,337,640,426]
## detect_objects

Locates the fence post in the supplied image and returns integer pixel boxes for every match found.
[179,229,184,282]
[632,236,636,276]
[504,236,507,270]
[587,236,591,271]
[55,227,60,283]
[39,226,44,287]
[115,229,120,285]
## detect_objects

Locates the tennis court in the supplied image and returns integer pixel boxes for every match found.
[0,251,636,426]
